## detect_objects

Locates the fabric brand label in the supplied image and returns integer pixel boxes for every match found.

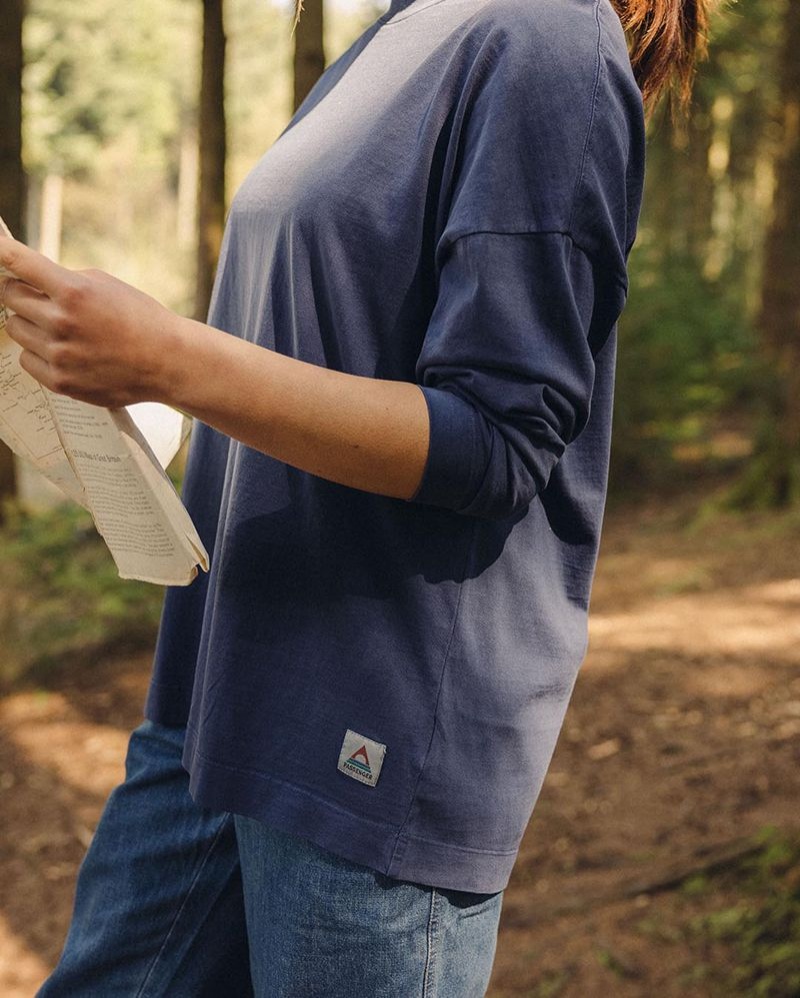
[337,728,386,788]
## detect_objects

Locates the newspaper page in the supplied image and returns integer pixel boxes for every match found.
[0,216,209,586]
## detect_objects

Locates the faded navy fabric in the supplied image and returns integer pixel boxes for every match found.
[145,0,646,893]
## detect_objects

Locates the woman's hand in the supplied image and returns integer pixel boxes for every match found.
[0,234,182,408]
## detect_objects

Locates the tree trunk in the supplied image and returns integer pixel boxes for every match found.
[293,0,325,114]
[0,0,25,518]
[686,101,714,266]
[194,0,226,322]
[731,0,800,508]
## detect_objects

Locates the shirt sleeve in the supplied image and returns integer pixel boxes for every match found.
[403,11,636,520]
[406,229,605,520]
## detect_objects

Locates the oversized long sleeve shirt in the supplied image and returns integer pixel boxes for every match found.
[144,0,646,893]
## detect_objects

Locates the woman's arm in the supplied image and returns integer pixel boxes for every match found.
[167,316,431,501]
[0,236,430,502]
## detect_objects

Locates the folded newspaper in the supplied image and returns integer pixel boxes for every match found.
[0,216,209,586]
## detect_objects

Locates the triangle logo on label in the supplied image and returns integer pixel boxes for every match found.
[347,744,371,771]
[337,729,386,787]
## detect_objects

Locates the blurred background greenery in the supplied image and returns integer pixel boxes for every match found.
[1,2,799,993]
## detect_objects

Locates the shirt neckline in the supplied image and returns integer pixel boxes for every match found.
[377,0,451,25]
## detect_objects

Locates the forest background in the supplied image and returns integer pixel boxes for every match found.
[0,0,799,995]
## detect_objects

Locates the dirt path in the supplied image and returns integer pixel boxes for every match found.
[1,482,798,997]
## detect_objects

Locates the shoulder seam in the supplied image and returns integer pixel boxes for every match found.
[567,0,603,235]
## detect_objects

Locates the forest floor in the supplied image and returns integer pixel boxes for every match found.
[1,476,798,997]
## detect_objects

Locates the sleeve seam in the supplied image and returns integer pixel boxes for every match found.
[441,227,629,293]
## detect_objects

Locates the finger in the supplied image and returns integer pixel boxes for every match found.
[5,313,56,360]
[0,276,54,326]
[17,346,56,392]
[0,235,76,300]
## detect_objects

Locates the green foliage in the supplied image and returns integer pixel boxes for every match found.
[681,873,711,897]
[593,945,637,979]
[24,0,200,178]
[606,0,793,496]
[20,0,377,315]
[0,501,165,688]
[611,246,757,491]
[687,826,800,997]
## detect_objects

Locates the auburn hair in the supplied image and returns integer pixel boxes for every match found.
[610,0,723,124]
[291,0,723,123]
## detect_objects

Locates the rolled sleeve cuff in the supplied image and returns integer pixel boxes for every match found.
[406,384,487,512]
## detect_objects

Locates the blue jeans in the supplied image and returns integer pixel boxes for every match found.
[36,719,504,997]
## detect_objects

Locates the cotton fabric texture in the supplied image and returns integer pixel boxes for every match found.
[145,0,646,893]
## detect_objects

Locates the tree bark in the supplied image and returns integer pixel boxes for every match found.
[293,0,325,114]
[194,0,226,322]
[0,0,25,517]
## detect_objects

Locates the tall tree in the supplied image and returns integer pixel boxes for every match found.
[732,0,800,507]
[292,0,324,113]
[0,0,25,516]
[194,0,226,321]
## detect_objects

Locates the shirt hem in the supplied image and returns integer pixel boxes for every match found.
[182,723,517,894]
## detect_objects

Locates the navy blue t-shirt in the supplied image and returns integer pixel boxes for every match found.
[145,0,646,893]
